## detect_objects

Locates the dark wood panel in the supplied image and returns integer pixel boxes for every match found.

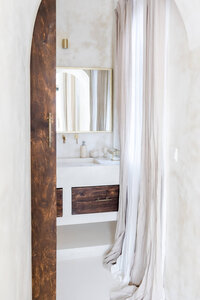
[31,0,56,299]
[56,188,63,217]
[72,185,119,215]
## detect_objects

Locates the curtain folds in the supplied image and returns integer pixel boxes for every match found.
[104,0,167,299]
[90,70,111,131]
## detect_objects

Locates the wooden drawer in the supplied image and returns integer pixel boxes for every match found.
[56,188,63,217]
[72,185,119,215]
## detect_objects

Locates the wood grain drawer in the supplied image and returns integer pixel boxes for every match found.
[72,185,119,215]
[56,188,63,217]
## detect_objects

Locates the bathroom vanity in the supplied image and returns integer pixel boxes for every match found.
[56,157,120,225]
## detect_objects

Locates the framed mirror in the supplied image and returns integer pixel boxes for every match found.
[56,67,113,133]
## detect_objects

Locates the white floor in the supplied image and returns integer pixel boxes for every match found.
[57,222,116,250]
[57,255,119,300]
[57,222,120,300]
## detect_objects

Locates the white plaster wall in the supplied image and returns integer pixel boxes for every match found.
[174,0,200,50]
[164,1,200,299]
[56,0,116,158]
[57,133,113,158]
[56,0,116,68]
[0,0,41,299]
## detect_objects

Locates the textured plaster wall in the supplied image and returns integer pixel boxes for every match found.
[56,0,116,68]
[174,0,200,50]
[164,1,200,299]
[0,0,40,299]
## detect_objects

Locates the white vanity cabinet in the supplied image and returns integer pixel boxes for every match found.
[56,158,120,226]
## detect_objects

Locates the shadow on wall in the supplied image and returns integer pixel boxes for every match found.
[174,0,200,50]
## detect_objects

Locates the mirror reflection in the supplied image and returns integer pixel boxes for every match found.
[56,68,112,133]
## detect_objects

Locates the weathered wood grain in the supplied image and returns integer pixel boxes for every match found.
[31,0,56,299]
[56,188,63,217]
[72,185,119,215]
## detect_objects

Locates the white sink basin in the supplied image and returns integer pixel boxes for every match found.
[94,158,120,165]
[57,157,96,167]
[57,157,120,167]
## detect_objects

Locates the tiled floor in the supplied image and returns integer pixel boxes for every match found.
[57,255,119,300]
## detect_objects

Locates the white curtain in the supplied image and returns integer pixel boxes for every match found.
[104,0,168,299]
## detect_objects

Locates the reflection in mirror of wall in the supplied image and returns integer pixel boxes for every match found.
[56,68,112,133]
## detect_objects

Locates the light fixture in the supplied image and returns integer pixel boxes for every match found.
[62,39,68,49]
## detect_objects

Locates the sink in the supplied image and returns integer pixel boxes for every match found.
[57,157,120,225]
[57,157,120,167]
[94,158,120,165]
[57,158,96,167]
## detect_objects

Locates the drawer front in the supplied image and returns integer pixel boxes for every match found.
[56,188,63,217]
[72,185,119,215]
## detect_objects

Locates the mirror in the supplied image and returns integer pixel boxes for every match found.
[56,68,113,133]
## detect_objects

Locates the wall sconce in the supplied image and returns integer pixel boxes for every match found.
[62,39,68,49]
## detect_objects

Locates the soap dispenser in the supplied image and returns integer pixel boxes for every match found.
[80,141,87,158]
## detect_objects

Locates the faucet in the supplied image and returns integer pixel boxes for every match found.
[74,133,79,144]
[62,135,66,144]
[108,148,120,160]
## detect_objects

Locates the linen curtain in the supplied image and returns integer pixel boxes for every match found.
[104,0,168,299]
[65,73,76,132]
